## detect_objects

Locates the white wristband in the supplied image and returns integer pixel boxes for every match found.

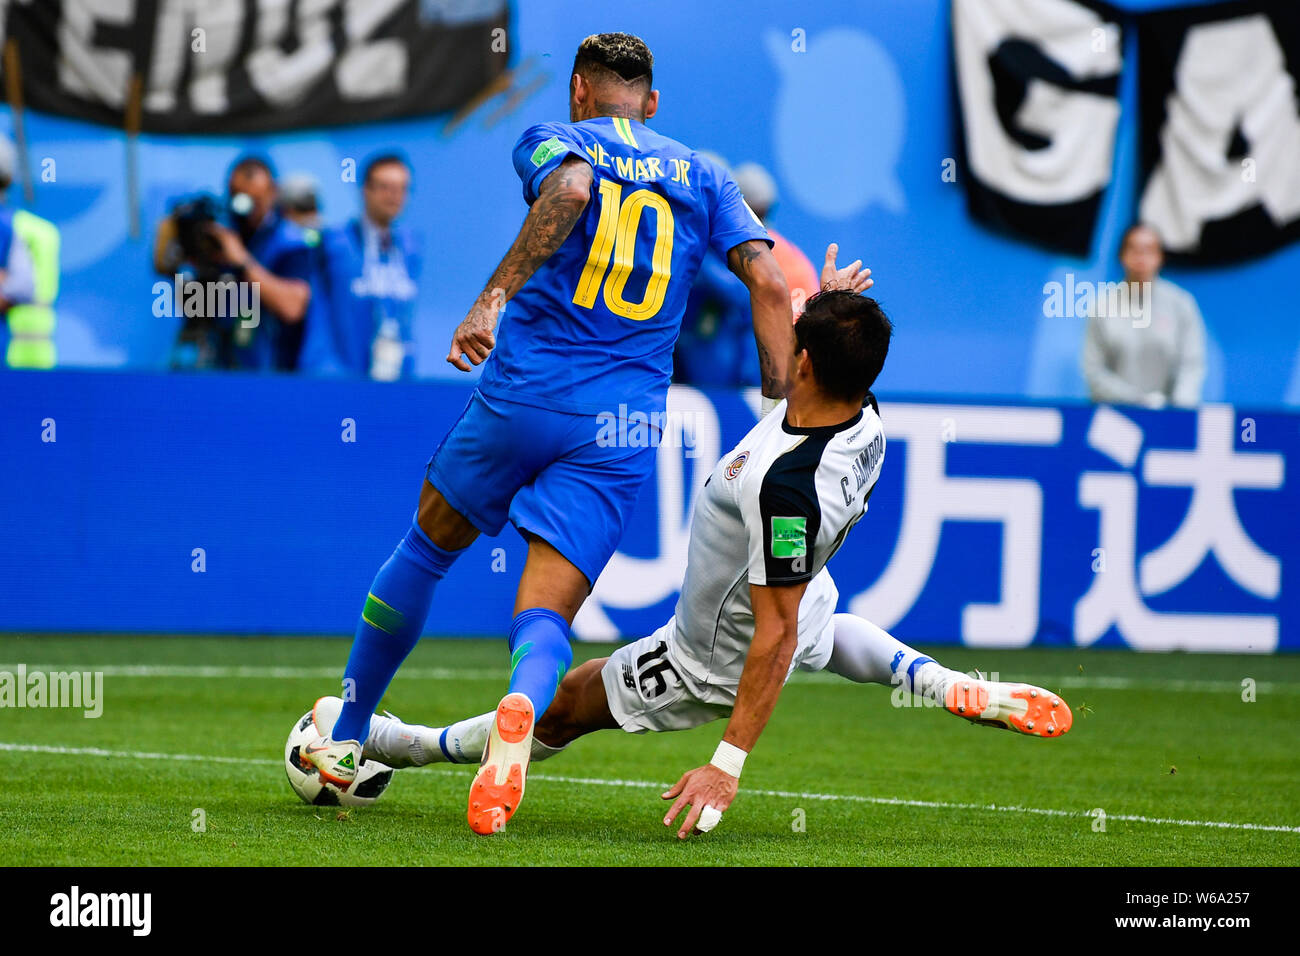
[710,740,747,778]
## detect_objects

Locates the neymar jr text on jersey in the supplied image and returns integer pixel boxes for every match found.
[584,143,693,187]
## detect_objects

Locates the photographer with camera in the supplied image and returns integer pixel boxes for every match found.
[154,155,319,371]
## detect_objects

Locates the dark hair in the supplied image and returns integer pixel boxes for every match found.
[572,33,653,91]
[1120,222,1162,254]
[363,152,411,187]
[229,154,276,182]
[282,193,318,214]
[795,291,893,402]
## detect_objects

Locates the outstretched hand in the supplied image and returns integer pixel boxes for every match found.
[820,242,873,294]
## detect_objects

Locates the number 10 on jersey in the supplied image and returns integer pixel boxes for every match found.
[572,178,675,321]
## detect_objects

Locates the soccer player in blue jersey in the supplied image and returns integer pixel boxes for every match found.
[299,33,798,833]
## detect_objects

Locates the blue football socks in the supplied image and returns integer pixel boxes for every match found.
[331,523,464,743]
[506,607,573,717]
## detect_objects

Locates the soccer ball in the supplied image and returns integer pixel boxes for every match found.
[283,709,394,807]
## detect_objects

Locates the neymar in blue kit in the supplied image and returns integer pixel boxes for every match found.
[298,32,797,833]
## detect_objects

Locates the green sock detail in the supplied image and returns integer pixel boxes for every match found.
[362,592,404,635]
[504,639,530,676]
[510,641,534,678]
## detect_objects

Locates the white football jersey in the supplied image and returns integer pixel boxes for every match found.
[670,394,886,686]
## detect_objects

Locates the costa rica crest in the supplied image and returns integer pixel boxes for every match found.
[725,452,749,480]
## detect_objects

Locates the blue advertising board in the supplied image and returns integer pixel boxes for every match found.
[1,370,1293,651]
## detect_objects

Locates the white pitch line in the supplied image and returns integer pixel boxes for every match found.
[528,774,1300,833]
[1,741,278,765]
[789,671,1300,694]
[2,663,1296,695]
[4,741,1297,835]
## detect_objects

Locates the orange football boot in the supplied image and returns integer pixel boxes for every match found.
[944,676,1073,738]
[467,692,535,834]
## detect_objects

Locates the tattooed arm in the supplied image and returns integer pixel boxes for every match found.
[448,156,595,371]
[727,239,794,400]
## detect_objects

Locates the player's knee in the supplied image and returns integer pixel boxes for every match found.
[517,535,592,622]
[416,482,479,551]
[397,522,465,578]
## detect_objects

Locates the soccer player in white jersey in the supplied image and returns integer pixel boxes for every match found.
[310,288,1073,837]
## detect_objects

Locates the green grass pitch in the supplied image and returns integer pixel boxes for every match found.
[2,634,1297,866]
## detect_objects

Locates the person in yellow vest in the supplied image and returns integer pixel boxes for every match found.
[0,136,55,369]
[6,210,58,368]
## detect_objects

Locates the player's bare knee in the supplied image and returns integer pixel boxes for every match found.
[514,534,591,621]
[417,481,479,551]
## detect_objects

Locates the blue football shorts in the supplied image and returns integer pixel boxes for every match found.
[425,389,657,586]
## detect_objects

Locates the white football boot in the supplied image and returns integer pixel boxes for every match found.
[294,696,363,788]
[309,695,429,769]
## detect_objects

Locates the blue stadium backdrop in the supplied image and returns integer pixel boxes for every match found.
[1,371,1294,651]
[0,0,1296,402]
[0,0,1295,649]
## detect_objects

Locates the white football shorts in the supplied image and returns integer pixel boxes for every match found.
[600,581,838,734]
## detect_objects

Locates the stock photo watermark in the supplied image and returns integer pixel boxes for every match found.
[152,273,260,328]
[49,886,151,936]
[1043,275,1153,327]
[0,665,103,718]
[595,405,702,457]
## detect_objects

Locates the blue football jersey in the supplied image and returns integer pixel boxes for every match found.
[477,116,771,416]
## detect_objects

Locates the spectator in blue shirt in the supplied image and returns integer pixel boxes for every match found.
[207,156,318,371]
[672,248,752,386]
[301,153,422,380]
[671,151,757,388]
